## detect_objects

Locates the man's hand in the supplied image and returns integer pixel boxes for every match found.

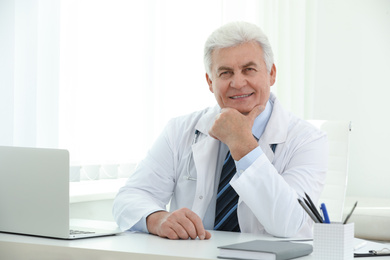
[146,208,212,240]
[209,105,265,160]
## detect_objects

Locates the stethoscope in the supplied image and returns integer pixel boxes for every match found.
[185,130,200,181]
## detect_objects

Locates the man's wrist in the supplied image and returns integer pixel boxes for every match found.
[146,210,168,235]
[235,146,264,175]
[229,137,259,161]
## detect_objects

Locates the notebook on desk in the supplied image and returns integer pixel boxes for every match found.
[218,240,313,260]
[0,146,121,239]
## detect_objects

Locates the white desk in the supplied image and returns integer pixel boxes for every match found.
[1,229,389,260]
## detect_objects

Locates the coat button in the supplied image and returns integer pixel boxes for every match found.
[199,195,203,200]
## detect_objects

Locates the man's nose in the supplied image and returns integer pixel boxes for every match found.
[230,73,247,89]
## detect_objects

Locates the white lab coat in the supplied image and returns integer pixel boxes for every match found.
[113,93,328,238]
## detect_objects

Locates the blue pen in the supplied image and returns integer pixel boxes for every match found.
[320,203,331,223]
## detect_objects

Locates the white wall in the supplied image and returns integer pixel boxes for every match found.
[313,0,390,198]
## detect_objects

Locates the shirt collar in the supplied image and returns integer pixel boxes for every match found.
[252,100,273,140]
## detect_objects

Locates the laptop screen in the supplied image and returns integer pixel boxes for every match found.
[0,146,70,238]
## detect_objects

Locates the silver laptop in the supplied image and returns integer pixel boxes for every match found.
[0,146,121,239]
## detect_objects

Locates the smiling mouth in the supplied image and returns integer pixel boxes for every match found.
[230,93,254,99]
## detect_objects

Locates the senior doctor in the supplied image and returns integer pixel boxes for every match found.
[113,21,328,240]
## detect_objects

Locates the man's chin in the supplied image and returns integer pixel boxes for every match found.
[222,103,258,115]
[236,107,254,115]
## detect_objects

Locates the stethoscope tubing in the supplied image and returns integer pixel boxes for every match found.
[185,130,200,181]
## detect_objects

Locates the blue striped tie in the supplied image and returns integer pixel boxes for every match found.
[214,151,240,232]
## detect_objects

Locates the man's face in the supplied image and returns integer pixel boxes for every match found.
[206,41,276,115]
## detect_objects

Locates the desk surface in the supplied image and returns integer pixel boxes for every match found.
[1,228,389,260]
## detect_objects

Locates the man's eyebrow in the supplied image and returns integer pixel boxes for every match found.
[216,62,258,73]
[216,66,233,73]
[241,61,258,68]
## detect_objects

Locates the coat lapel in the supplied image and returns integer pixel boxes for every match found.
[259,94,290,162]
[190,105,220,219]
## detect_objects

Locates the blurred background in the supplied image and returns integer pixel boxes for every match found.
[1,0,389,200]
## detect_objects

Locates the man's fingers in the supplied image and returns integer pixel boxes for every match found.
[208,130,219,141]
[183,209,208,240]
[158,208,211,240]
[172,221,194,240]
[247,105,265,122]
[204,230,212,239]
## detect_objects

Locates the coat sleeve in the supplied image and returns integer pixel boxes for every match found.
[112,121,177,232]
[231,126,328,238]
[112,107,215,232]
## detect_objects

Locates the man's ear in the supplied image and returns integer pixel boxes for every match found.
[206,73,214,93]
[269,64,277,86]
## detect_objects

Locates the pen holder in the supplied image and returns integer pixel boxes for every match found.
[313,223,354,260]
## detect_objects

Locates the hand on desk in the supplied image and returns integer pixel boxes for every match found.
[146,208,212,240]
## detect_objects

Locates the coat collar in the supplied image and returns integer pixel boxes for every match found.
[194,105,220,136]
[259,93,290,161]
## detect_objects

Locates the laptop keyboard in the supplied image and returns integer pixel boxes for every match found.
[70,229,95,235]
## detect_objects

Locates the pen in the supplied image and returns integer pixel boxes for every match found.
[343,201,358,224]
[304,193,323,223]
[303,198,323,223]
[298,198,320,223]
[320,203,331,223]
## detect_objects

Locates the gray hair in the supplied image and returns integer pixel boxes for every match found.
[203,21,274,77]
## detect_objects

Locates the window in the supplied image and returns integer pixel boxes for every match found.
[59,0,220,165]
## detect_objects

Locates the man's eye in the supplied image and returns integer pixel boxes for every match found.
[219,71,232,77]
